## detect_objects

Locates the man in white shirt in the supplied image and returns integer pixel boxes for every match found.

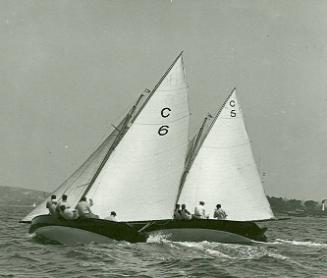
[75,197,98,219]
[56,194,70,215]
[193,201,209,219]
[59,205,78,220]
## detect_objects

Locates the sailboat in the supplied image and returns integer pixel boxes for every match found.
[21,52,191,244]
[21,53,274,244]
[132,89,275,243]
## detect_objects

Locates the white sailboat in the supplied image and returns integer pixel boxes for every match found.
[137,89,274,243]
[22,52,191,244]
[178,88,274,221]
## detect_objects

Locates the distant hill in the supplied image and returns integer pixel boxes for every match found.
[0,185,48,207]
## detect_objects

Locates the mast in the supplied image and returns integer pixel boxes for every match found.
[181,88,235,182]
[176,115,211,202]
[81,93,145,199]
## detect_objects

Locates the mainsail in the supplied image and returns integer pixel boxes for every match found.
[178,89,274,221]
[85,53,190,221]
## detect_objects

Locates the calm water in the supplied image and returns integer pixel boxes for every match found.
[0,206,326,278]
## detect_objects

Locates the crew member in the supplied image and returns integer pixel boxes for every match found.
[105,211,118,221]
[174,204,182,220]
[75,197,98,219]
[46,194,57,215]
[213,204,227,220]
[181,204,192,220]
[193,201,209,219]
[59,205,78,220]
[56,194,70,214]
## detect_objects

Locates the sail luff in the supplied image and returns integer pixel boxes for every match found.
[175,115,210,203]
[81,94,145,199]
[194,88,236,158]
[182,88,236,180]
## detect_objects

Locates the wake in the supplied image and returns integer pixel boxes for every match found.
[273,239,327,248]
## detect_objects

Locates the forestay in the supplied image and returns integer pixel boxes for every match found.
[21,117,127,222]
[178,89,274,221]
[86,54,190,221]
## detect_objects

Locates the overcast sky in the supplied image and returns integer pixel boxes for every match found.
[1,0,327,200]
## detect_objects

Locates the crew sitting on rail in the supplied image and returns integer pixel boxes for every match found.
[213,204,227,220]
[55,194,70,215]
[193,201,209,219]
[75,197,99,219]
[46,194,57,215]
[59,205,78,220]
[173,204,182,220]
[105,211,118,221]
[180,204,192,220]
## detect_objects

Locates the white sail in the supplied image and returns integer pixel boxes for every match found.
[21,117,128,222]
[178,89,274,221]
[86,53,190,221]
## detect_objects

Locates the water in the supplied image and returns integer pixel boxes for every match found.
[0,206,326,278]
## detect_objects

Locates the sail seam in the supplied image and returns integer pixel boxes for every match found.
[134,114,190,125]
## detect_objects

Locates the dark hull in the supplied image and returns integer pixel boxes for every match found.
[30,215,147,244]
[29,215,267,244]
[129,219,267,243]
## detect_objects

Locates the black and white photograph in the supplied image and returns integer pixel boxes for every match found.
[0,1,326,277]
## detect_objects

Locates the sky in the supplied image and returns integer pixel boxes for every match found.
[1,0,327,200]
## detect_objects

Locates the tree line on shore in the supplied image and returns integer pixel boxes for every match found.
[267,196,325,215]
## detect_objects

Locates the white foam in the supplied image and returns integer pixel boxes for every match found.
[146,233,171,244]
[206,249,232,258]
[267,252,288,260]
[275,239,327,248]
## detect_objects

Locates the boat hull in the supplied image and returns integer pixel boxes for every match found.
[129,219,267,243]
[29,216,267,244]
[29,215,148,244]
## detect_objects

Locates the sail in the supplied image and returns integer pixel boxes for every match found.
[178,89,274,221]
[86,53,190,221]
[21,115,129,222]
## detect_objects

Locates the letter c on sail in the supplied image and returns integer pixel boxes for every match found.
[161,107,171,118]
[229,100,236,107]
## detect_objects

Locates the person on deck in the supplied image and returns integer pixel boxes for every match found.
[46,194,57,215]
[75,197,99,219]
[55,194,70,214]
[213,204,227,220]
[180,204,192,220]
[193,201,209,219]
[59,205,78,220]
[173,204,182,220]
[105,211,118,221]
